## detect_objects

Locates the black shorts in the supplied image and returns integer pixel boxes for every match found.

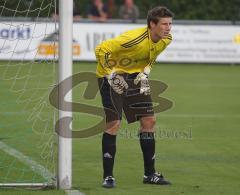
[98,73,154,123]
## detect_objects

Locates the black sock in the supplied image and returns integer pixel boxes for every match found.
[102,132,116,178]
[139,132,155,176]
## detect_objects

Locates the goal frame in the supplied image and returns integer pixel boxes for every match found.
[0,0,73,190]
[57,0,73,190]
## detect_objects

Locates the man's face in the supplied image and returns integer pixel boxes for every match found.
[150,17,172,39]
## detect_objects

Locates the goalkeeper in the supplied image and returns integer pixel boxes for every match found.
[95,6,174,188]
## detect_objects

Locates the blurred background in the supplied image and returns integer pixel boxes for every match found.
[0,0,240,21]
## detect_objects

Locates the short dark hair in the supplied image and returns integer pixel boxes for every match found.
[147,6,174,28]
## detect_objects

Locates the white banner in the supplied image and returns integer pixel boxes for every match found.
[0,22,55,60]
[0,22,240,63]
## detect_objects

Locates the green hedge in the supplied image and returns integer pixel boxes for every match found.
[1,0,239,21]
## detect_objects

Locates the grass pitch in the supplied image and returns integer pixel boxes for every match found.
[0,62,240,194]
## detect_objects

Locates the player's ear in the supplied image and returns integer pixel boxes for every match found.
[150,21,156,29]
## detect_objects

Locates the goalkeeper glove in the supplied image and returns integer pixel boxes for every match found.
[134,66,151,95]
[107,73,128,94]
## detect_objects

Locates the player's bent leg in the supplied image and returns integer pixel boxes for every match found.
[140,116,156,132]
[139,116,171,185]
[105,120,121,135]
[102,120,121,188]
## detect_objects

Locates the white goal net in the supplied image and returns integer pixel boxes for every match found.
[0,0,57,187]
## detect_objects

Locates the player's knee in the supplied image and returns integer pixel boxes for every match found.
[140,116,156,131]
[105,120,121,135]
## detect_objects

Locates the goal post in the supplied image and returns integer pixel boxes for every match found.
[0,0,73,190]
[58,0,73,190]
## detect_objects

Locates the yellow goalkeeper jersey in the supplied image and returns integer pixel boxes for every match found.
[95,26,172,77]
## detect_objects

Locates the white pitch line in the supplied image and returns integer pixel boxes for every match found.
[1,112,240,118]
[0,141,85,195]
[0,141,54,181]
[65,190,85,195]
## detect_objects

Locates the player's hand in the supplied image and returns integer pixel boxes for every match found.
[107,73,128,94]
[134,66,151,95]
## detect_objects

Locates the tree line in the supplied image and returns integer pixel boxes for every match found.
[0,0,239,21]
